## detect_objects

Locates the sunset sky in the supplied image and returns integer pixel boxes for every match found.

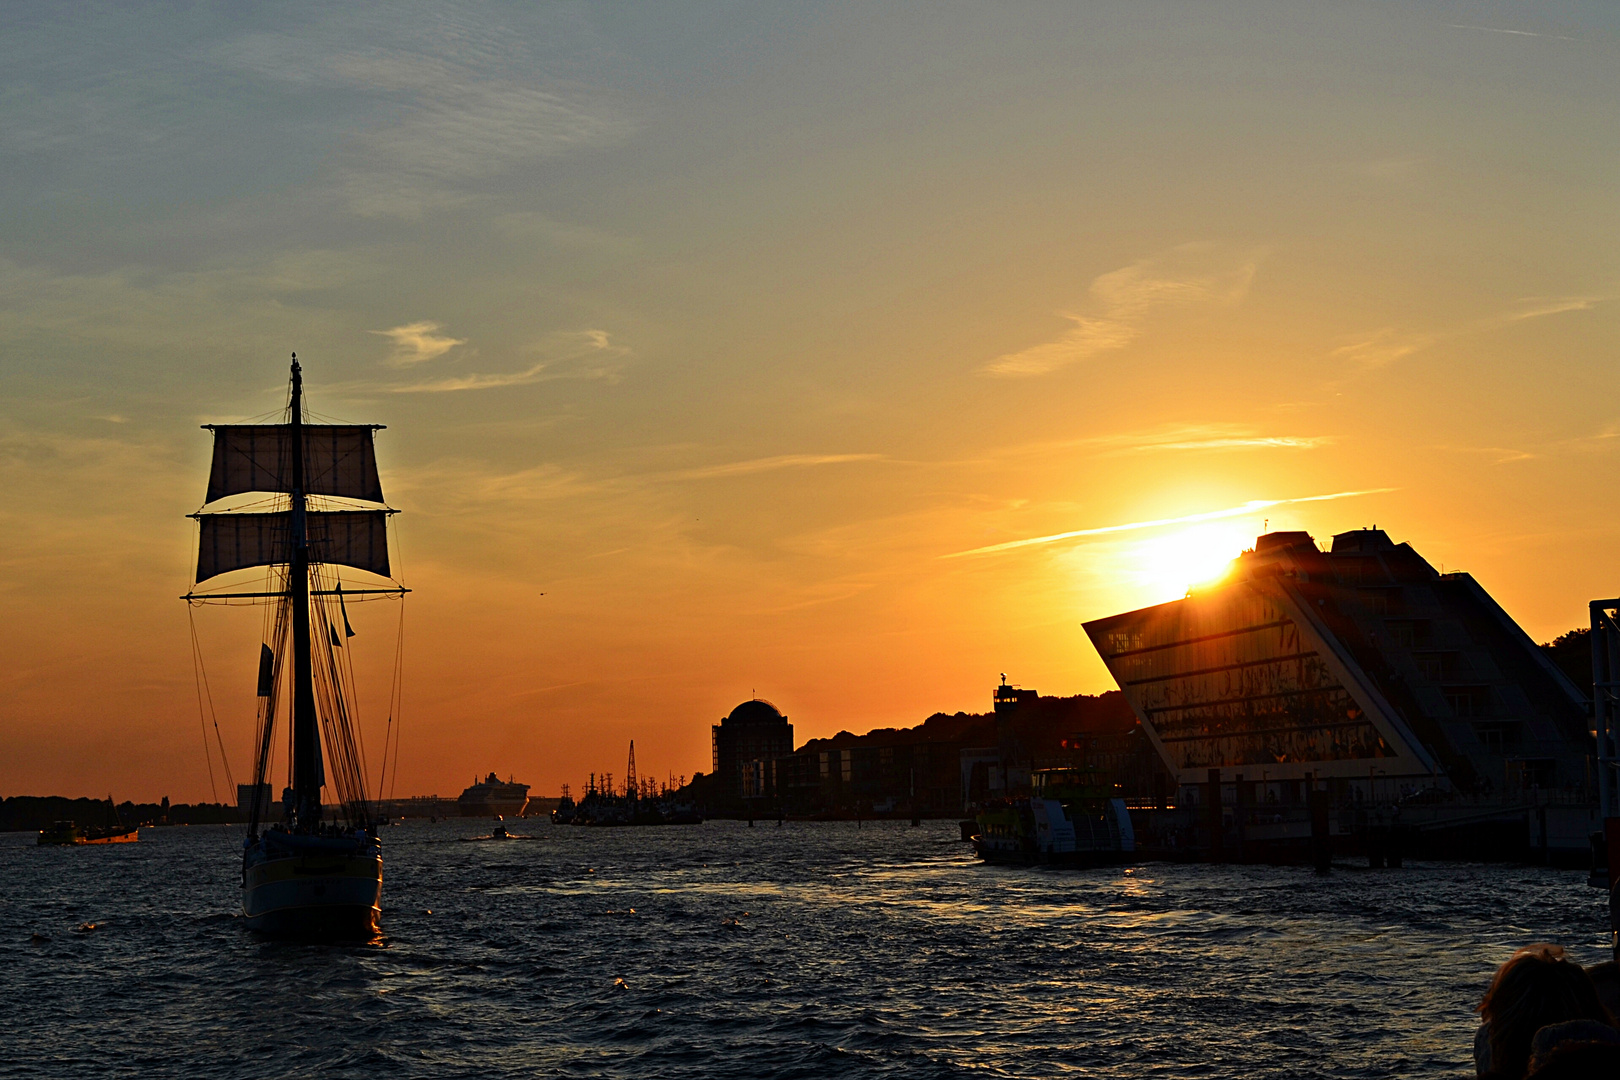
[3,3,1617,803]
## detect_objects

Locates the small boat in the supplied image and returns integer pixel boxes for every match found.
[186,358,405,938]
[971,767,1135,867]
[461,815,534,841]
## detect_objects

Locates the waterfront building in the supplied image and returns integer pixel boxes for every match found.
[750,688,1158,816]
[1083,529,1592,807]
[236,782,272,818]
[713,699,795,802]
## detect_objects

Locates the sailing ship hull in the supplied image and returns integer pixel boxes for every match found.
[242,834,382,937]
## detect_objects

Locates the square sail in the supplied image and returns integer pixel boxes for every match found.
[196,510,391,582]
[205,425,384,504]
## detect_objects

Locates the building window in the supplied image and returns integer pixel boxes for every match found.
[1509,758,1556,789]
[1473,721,1522,754]
[1444,685,1491,718]
[1416,651,1463,681]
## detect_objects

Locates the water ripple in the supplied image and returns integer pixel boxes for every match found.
[1,820,1610,1078]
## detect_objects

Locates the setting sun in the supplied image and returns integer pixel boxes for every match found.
[1127,523,1251,601]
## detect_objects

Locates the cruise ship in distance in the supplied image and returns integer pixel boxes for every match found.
[457,773,531,817]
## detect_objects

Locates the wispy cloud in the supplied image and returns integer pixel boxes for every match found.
[1446,24,1577,41]
[1141,436,1327,451]
[982,244,1259,377]
[1332,328,1432,369]
[392,329,625,392]
[668,454,883,481]
[1335,293,1604,370]
[371,320,466,366]
[1095,425,1330,454]
[987,425,1330,462]
[209,22,636,219]
[1506,295,1602,321]
[942,488,1396,558]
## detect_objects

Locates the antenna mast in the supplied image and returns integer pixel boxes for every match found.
[626,740,637,800]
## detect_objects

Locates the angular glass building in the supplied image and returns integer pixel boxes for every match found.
[1083,529,1592,802]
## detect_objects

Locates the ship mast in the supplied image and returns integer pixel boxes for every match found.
[288,359,323,827]
[187,364,407,834]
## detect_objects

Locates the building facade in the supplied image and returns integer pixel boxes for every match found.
[1083,529,1592,803]
[712,699,795,802]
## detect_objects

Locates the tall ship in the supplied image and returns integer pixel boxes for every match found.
[458,774,531,817]
[185,358,405,937]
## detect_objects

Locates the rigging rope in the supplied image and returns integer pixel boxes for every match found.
[189,610,237,793]
[378,595,406,802]
[308,562,372,825]
[187,609,220,804]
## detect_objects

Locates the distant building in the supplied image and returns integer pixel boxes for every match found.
[713,699,795,802]
[754,685,1159,815]
[1083,529,1592,804]
[236,783,272,818]
[993,679,1038,793]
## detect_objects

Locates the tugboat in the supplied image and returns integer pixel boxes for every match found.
[971,767,1135,866]
[185,358,405,937]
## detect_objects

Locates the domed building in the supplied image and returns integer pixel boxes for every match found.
[712,698,795,801]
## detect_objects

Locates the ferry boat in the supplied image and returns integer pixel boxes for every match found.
[457,773,531,817]
[971,767,1135,866]
[185,358,405,937]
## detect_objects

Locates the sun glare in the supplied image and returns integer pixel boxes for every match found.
[1128,523,1250,601]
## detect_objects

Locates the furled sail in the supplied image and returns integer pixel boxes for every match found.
[196,510,391,582]
[205,425,384,504]
[256,644,275,697]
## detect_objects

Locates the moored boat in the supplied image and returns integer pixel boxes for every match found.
[971,767,1135,866]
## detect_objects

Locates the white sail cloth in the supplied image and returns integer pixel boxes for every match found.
[205,425,384,504]
[196,510,391,582]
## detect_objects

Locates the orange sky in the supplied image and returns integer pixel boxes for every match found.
[2,4,1617,802]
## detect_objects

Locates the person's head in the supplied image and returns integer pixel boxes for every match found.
[1479,945,1615,1079]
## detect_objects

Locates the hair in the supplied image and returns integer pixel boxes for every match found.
[1478,945,1615,1080]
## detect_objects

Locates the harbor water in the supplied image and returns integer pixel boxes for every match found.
[1,819,1610,1078]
